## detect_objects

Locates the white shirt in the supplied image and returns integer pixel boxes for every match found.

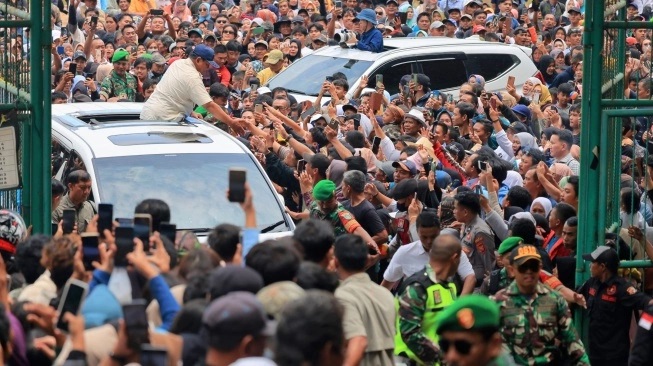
[383,240,474,282]
[140,58,212,121]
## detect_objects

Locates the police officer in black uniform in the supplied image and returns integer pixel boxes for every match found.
[578,246,653,366]
[630,304,653,365]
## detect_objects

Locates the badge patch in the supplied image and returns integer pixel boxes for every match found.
[607,285,616,295]
[433,290,442,304]
[627,286,638,295]
[474,236,486,253]
[457,308,475,329]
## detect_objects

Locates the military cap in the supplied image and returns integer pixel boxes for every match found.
[436,294,500,334]
[313,179,336,201]
[497,236,523,255]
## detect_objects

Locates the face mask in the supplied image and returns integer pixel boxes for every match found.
[396,202,407,212]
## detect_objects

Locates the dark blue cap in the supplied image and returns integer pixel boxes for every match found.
[191,44,219,68]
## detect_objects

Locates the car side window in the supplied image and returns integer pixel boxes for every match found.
[51,138,69,182]
[418,58,468,91]
[464,54,519,82]
[369,61,415,96]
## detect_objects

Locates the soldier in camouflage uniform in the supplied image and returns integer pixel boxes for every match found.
[436,295,516,366]
[395,234,462,365]
[100,49,138,101]
[307,180,378,246]
[493,245,590,366]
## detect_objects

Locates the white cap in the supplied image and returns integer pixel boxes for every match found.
[252,17,265,25]
[310,114,326,123]
[257,86,272,95]
[405,108,426,124]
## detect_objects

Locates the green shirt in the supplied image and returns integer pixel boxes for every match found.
[100,70,137,101]
[494,282,590,366]
[308,202,360,237]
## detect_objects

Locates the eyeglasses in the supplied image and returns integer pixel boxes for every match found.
[438,339,473,355]
[199,8,207,12]
[376,12,383,15]
[217,20,228,24]
[517,261,541,273]
[223,30,235,34]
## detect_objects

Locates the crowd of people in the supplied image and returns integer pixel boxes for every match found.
[4,0,653,365]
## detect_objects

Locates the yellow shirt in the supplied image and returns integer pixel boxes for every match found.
[129,0,156,15]
[257,67,286,85]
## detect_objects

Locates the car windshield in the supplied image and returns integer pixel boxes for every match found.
[93,153,289,232]
[268,55,373,96]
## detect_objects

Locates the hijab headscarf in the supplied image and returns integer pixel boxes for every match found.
[531,197,553,218]
[406,7,415,27]
[198,2,211,23]
[287,39,303,62]
[537,55,557,85]
[538,84,553,105]
[469,74,486,89]
[516,132,538,152]
[522,77,542,97]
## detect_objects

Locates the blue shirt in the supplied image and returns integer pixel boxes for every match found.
[356,28,384,53]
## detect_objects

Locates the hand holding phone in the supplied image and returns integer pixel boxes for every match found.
[114,226,134,267]
[507,75,516,88]
[123,300,150,350]
[62,209,75,234]
[372,136,381,154]
[98,203,113,236]
[81,233,100,271]
[56,279,88,332]
[133,214,152,252]
[68,63,77,75]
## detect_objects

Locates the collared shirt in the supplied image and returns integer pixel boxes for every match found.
[383,240,474,283]
[141,58,212,121]
[335,273,395,366]
[355,28,383,53]
[52,194,95,234]
[257,66,285,85]
[555,153,580,175]
[99,70,137,101]
[494,282,590,365]
[579,275,652,362]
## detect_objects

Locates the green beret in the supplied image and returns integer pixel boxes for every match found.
[313,179,336,201]
[112,49,130,63]
[497,236,523,255]
[436,295,500,335]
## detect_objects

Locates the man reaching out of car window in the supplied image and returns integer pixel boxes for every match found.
[347,9,383,53]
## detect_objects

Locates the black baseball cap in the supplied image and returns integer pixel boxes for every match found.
[208,265,264,301]
[391,178,418,200]
[202,291,276,343]
[582,245,619,265]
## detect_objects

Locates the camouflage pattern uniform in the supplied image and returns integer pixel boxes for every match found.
[493,281,590,366]
[395,265,456,365]
[481,268,564,296]
[100,70,137,101]
[309,202,361,237]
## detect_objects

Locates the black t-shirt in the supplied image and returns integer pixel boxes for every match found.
[342,199,385,237]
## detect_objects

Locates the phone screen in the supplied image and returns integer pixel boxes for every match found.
[250,83,259,92]
[123,300,150,349]
[353,118,360,131]
[490,98,497,109]
[51,223,58,235]
[159,223,177,245]
[133,215,152,252]
[507,75,516,87]
[69,63,77,74]
[98,203,113,236]
[140,345,168,366]
[474,185,483,195]
[532,93,540,105]
[81,233,100,271]
[116,218,133,227]
[228,169,247,203]
[297,159,307,173]
[328,119,339,132]
[57,46,64,55]
[56,280,88,332]
[372,136,381,154]
[477,160,487,171]
[62,209,75,234]
[376,74,383,88]
[114,227,134,267]
[403,85,411,98]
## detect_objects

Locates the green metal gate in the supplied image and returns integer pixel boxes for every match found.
[579,0,653,344]
[0,0,51,233]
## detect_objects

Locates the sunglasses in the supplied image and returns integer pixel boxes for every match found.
[376,11,383,15]
[517,261,540,273]
[217,20,228,24]
[199,8,207,12]
[438,339,473,355]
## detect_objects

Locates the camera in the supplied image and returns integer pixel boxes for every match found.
[334,30,352,43]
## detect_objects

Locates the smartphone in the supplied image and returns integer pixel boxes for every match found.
[56,46,64,55]
[353,118,360,131]
[91,16,98,26]
[532,92,540,104]
[140,345,168,366]
[116,217,133,227]
[474,185,483,196]
[62,209,75,234]
[56,279,88,332]
[372,136,381,154]
[150,9,164,16]
[68,62,77,74]
[98,203,113,236]
[51,222,58,235]
[403,85,411,99]
[123,300,150,350]
[507,75,515,88]
[114,226,134,267]
[424,159,432,174]
[255,104,263,114]
[477,160,488,171]
[297,159,307,173]
[447,94,454,103]
[81,233,100,271]
[228,168,247,203]
[159,222,177,245]
[325,76,334,83]
[301,106,316,120]
[490,98,497,109]
[133,214,152,252]
[335,0,342,8]
[412,73,418,84]
[327,118,340,131]
[250,83,258,92]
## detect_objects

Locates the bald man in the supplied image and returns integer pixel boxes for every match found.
[394,235,462,365]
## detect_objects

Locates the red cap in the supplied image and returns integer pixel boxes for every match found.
[167,56,180,65]
[626,37,637,46]
[473,25,486,34]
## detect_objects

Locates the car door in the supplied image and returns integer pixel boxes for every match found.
[413,52,469,93]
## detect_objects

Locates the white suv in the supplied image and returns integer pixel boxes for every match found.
[52,103,294,240]
[268,37,538,102]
